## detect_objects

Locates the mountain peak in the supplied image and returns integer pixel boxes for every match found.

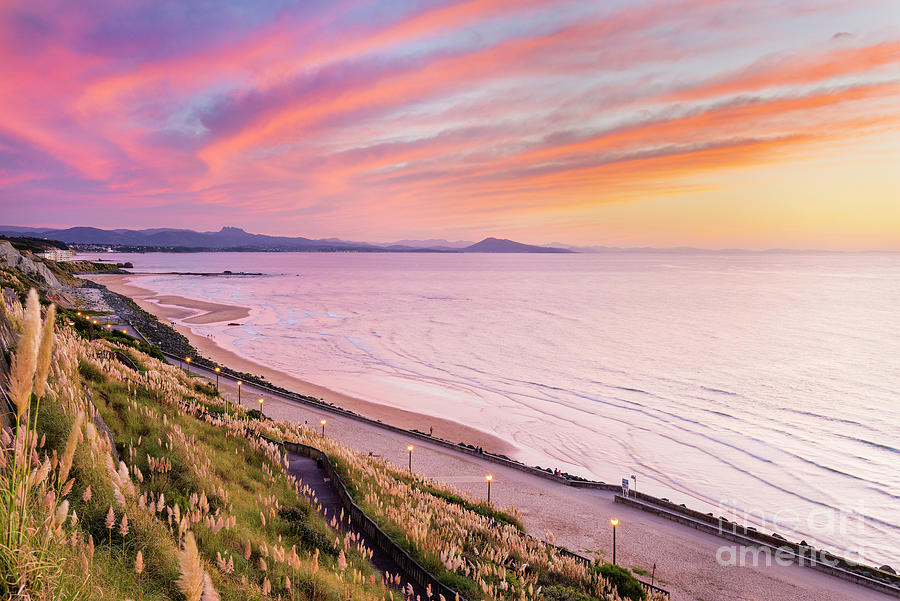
[463,238,573,253]
[219,226,247,233]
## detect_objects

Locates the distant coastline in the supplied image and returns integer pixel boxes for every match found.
[6,225,897,254]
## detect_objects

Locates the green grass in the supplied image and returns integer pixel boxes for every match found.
[61,308,165,361]
[3,325,393,601]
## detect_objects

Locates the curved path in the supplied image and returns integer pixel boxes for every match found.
[285,451,427,599]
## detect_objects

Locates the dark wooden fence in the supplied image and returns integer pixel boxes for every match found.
[552,544,669,599]
[274,436,671,601]
[280,439,466,601]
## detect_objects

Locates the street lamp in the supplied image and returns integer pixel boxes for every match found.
[214,366,221,395]
[610,518,619,565]
[320,419,327,437]
[237,380,242,407]
[185,357,191,372]
[485,474,493,504]
[407,445,414,472]
[257,398,264,417]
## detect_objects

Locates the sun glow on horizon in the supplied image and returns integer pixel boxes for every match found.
[0,1,898,250]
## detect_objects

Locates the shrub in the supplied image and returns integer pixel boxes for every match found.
[595,563,647,601]
[78,358,104,382]
[542,584,596,601]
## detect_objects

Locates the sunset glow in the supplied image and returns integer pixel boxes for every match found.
[1,0,898,249]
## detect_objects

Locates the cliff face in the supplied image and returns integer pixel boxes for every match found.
[0,305,14,378]
[0,240,62,289]
[0,304,16,430]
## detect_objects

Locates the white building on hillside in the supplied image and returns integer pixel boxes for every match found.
[37,248,73,262]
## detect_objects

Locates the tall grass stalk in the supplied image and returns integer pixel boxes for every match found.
[0,291,81,597]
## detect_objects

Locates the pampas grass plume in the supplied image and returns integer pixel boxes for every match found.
[8,289,41,417]
[177,531,204,601]
[58,411,84,485]
[119,513,129,537]
[53,500,69,528]
[201,572,220,601]
[33,303,56,398]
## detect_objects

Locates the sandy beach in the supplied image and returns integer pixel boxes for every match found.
[85,274,514,455]
[83,273,896,601]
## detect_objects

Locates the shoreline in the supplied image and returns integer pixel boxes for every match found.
[78,273,900,601]
[83,273,515,456]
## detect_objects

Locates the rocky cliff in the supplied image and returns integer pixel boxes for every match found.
[0,240,62,289]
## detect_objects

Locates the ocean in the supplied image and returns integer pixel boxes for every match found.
[91,251,900,566]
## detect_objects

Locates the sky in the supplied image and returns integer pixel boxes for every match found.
[0,0,899,250]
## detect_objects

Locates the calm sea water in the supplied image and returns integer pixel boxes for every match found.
[94,251,900,565]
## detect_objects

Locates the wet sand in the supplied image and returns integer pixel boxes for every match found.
[84,273,514,455]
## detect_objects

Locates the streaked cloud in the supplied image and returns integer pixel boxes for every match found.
[0,0,898,248]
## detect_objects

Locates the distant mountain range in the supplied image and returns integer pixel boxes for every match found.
[0,226,574,253]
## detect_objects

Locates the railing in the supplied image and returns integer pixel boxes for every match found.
[550,540,669,598]
[277,439,465,601]
[615,495,900,599]
[272,437,671,601]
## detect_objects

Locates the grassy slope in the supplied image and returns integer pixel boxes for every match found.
[254,423,652,601]
[2,284,651,601]
[3,313,389,600]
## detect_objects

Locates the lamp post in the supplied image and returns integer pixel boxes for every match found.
[237,380,242,407]
[485,474,493,504]
[407,445,414,472]
[258,398,264,417]
[185,356,191,372]
[610,518,619,565]
[214,366,221,395]
[320,419,327,437]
